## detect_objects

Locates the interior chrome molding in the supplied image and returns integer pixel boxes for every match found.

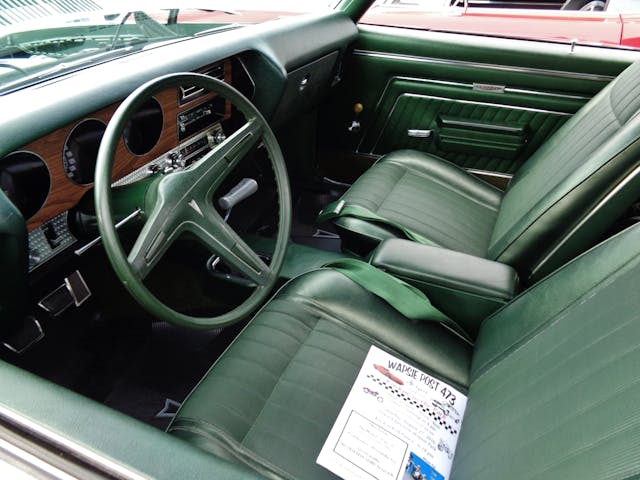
[531,162,640,277]
[466,168,513,189]
[370,92,571,153]
[379,76,592,102]
[0,436,77,480]
[465,168,513,180]
[236,57,256,100]
[353,49,617,82]
[0,405,147,480]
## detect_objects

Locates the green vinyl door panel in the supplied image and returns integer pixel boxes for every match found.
[327,25,640,177]
[365,87,571,173]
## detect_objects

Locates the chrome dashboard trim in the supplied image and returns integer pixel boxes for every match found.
[236,57,256,101]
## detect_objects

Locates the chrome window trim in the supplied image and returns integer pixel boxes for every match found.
[353,49,617,83]
[0,405,148,480]
[370,92,571,153]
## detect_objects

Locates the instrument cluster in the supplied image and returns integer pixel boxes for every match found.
[0,59,237,272]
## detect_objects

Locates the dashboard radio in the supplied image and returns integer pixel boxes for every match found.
[177,97,226,141]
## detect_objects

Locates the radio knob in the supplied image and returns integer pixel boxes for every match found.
[213,130,226,144]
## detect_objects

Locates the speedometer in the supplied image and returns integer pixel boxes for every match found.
[63,119,106,185]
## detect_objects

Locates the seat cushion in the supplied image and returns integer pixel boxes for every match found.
[333,150,503,257]
[169,269,472,480]
[171,224,640,480]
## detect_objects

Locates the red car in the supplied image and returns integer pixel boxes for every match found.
[361,0,640,48]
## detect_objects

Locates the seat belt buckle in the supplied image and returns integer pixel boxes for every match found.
[328,200,345,216]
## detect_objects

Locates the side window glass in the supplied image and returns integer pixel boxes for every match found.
[359,0,640,50]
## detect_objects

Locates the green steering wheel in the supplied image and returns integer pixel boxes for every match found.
[95,73,291,329]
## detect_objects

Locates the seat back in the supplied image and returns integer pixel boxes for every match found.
[452,224,640,479]
[488,60,640,282]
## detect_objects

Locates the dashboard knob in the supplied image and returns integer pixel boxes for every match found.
[29,248,42,266]
[213,130,226,144]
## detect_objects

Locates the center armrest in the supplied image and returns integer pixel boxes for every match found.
[370,239,519,338]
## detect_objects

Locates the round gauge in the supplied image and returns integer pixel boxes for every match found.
[0,151,50,219]
[124,97,163,156]
[63,119,106,185]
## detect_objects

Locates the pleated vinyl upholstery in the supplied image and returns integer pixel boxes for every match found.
[452,225,640,479]
[172,224,640,480]
[170,269,471,480]
[488,60,640,260]
[340,150,502,257]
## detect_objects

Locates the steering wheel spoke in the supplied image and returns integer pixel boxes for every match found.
[189,205,273,286]
[190,118,263,196]
[127,207,178,280]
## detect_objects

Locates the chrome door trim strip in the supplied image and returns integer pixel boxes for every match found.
[0,404,148,480]
[370,92,571,153]
[0,436,78,480]
[353,49,616,82]
[380,76,592,103]
[358,75,583,152]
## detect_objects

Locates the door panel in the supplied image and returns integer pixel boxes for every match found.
[320,25,640,181]
[362,76,573,173]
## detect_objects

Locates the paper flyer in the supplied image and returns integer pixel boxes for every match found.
[317,346,467,480]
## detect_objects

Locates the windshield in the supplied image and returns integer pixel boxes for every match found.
[0,0,334,94]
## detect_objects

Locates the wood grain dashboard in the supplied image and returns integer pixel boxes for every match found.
[20,60,232,232]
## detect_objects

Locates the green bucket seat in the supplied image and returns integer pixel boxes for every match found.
[319,59,640,283]
[169,222,640,480]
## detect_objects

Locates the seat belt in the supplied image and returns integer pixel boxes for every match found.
[317,199,439,247]
[324,258,472,343]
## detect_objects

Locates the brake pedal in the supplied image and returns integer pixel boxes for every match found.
[2,316,44,354]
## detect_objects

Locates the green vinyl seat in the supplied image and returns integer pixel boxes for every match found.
[169,223,640,480]
[322,59,640,283]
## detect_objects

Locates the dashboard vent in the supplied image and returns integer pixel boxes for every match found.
[179,63,225,105]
